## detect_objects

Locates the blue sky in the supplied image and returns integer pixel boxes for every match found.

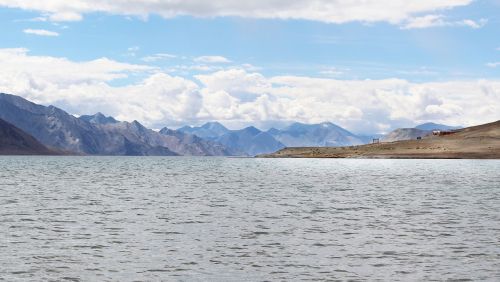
[0,0,499,133]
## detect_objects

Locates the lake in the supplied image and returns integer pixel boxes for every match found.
[0,157,499,281]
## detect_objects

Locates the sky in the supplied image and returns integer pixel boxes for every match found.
[0,0,499,134]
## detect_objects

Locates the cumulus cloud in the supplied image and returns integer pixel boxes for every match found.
[23,28,60,36]
[0,0,474,25]
[194,56,231,64]
[402,15,487,29]
[0,48,498,133]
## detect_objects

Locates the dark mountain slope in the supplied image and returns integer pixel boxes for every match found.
[0,118,56,155]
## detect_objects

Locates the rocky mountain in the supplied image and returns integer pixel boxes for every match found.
[0,93,230,156]
[415,122,461,131]
[0,118,56,155]
[382,128,430,142]
[268,122,365,147]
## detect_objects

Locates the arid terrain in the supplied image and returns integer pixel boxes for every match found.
[259,120,500,159]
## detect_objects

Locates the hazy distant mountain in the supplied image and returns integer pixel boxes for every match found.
[381,123,462,142]
[159,127,232,156]
[0,118,56,155]
[0,93,230,156]
[269,122,365,147]
[382,128,430,142]
[215,126,285,156]
[415,122,461,131]
[178,122,230,140]
[178,121,369,154]
[179,122,283,155]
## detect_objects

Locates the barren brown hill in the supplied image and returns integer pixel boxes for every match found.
[259,120,500,159]
[0,118,58,155]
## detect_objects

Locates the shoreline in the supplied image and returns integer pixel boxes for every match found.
[258,120,500,159]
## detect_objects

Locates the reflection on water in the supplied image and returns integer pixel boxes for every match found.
[0,157,499,281]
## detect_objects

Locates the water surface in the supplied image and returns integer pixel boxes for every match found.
[0,157,499,281]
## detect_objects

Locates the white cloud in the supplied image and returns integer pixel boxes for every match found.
[23,28,59,36]
[402,15,487,29]
[0,48,153,90]
[403,15,446,29]
[194,56,231,64]
[197,70,499,132]
[0,48,498,133]
[486,62,500,68]
[142,53,176,62]
[196,69,269,96]
[460,18,488,29]
[0,0,473,25]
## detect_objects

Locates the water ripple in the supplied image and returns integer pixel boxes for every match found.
[0,157,499,281]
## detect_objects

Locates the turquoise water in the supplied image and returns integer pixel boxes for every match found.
[0,157,499,281]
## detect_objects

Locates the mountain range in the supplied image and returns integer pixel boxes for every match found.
[0,93,228,156]
[0,93,462,156]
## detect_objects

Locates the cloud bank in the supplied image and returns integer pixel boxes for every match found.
[0,0,474,25]
[0,48,498,133]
